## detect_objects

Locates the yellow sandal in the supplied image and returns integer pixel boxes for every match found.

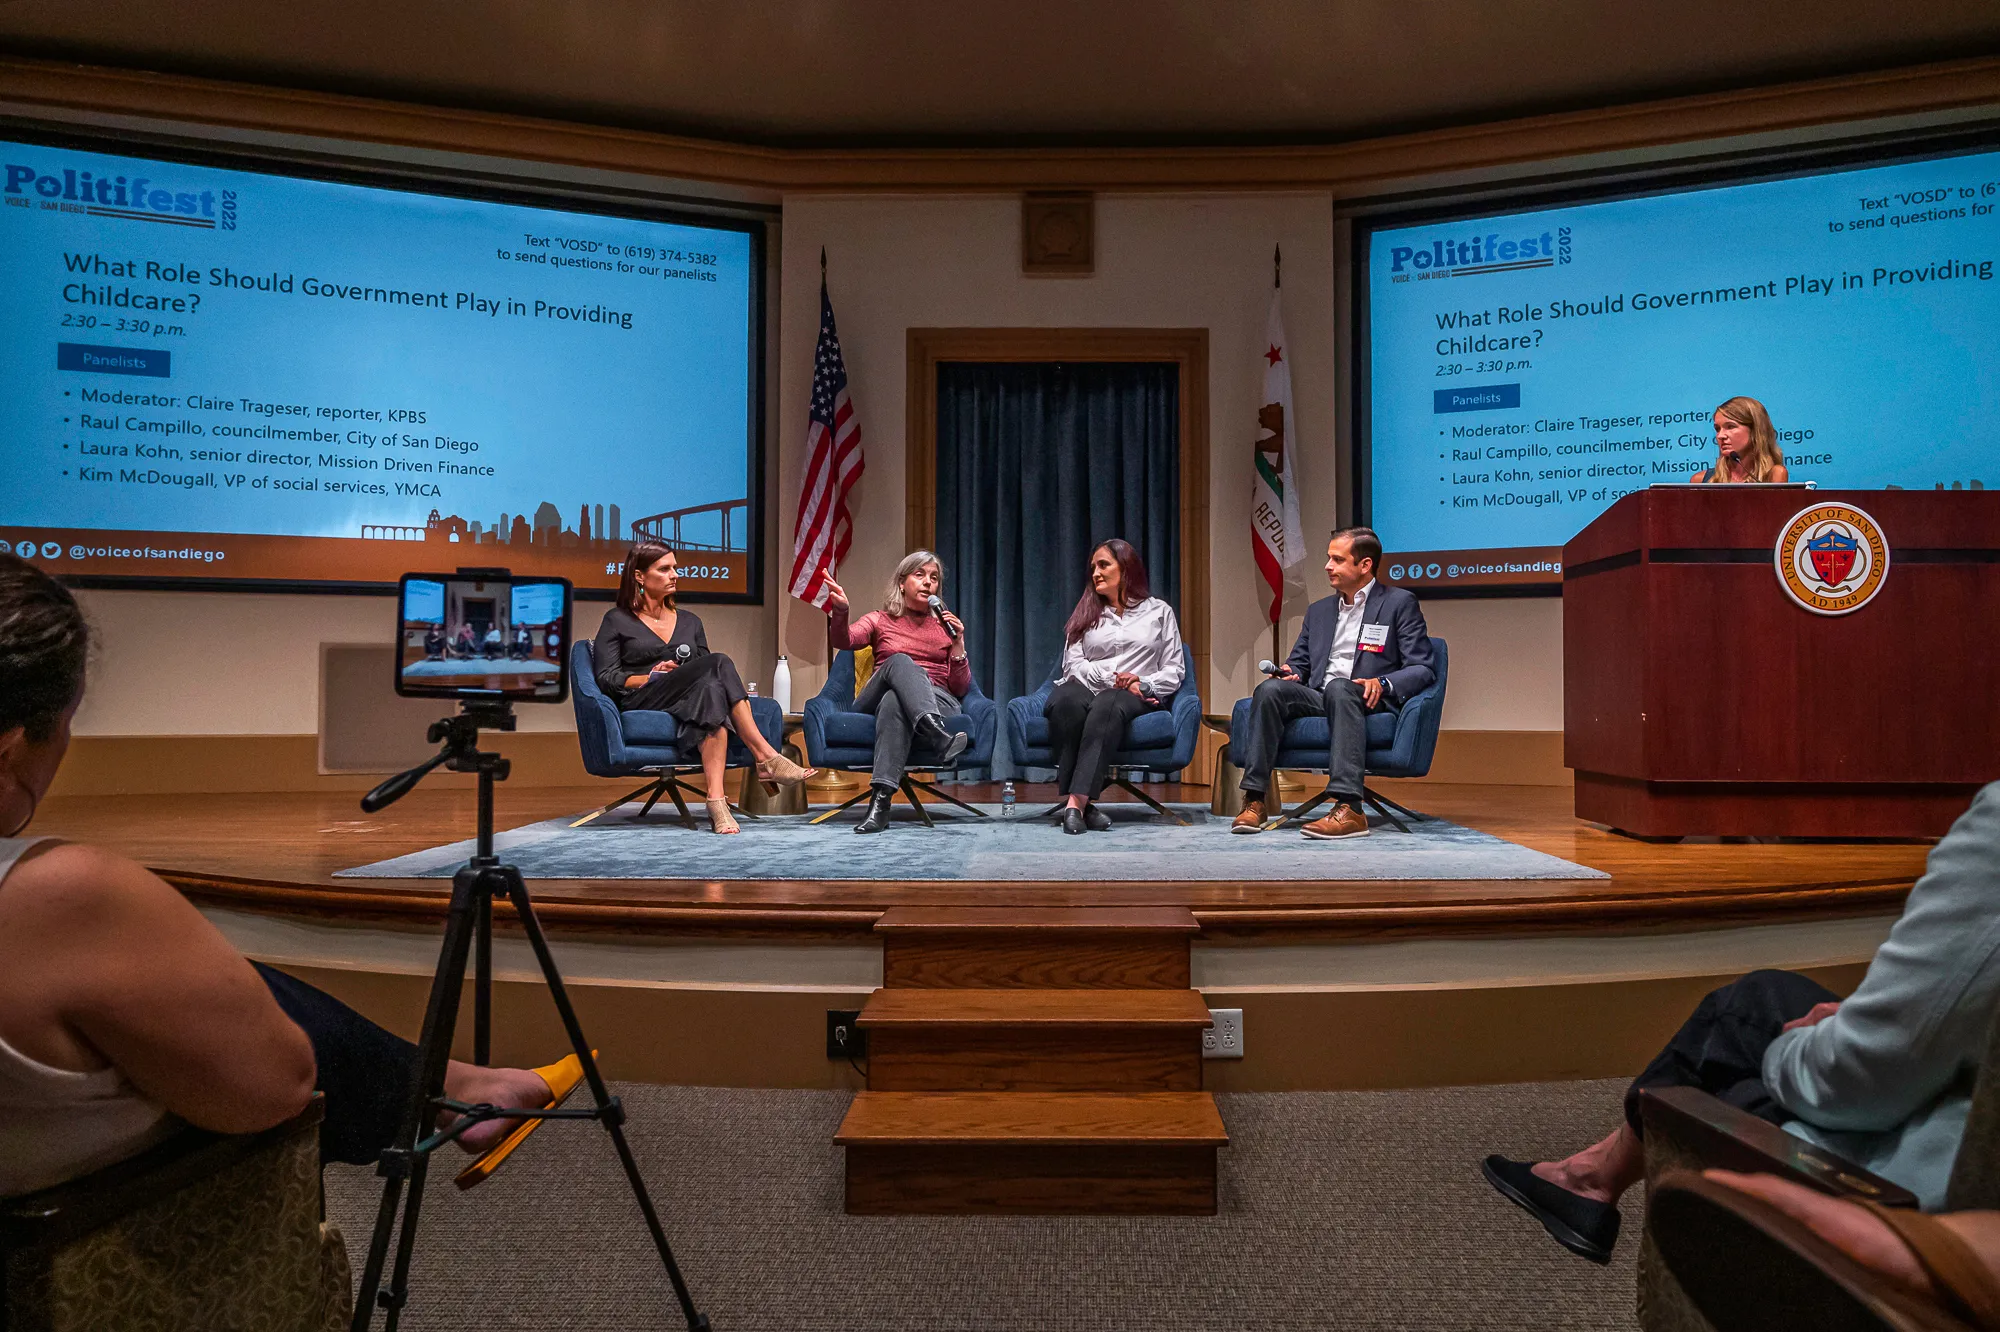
[453,1051,592,1190]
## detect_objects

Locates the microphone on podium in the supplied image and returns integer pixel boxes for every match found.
[927,594,960,641]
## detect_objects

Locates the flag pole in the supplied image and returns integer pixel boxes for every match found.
[1271,242,1283,663]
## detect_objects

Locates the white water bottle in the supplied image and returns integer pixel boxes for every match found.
[773,654,793,713]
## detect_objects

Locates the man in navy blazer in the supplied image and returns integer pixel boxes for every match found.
[1233,527,1435,838]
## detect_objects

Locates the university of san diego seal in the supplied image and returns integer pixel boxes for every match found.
[1774,503,1890,615]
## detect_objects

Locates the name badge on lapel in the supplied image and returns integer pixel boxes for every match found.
[1358,624,1389,653]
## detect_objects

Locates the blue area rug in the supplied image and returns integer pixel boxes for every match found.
[336,802,1607,882]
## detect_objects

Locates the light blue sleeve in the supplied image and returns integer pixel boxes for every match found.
[1764,783,2000,1132]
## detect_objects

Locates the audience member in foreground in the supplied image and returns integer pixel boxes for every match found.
[1653,1170,2000,1330]
[594,537,813,834]
[1043,539,1185,835]
[0,551,563,1197]
[1482,780,2000,1262]
[819,549,972,834]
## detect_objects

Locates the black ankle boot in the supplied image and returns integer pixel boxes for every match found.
[855,786,896,834]
[914,713,971,765]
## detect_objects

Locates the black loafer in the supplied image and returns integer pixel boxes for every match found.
[1480,1155,1620,1265]
[1061,806,1086,835]
[1083,804,1112,832]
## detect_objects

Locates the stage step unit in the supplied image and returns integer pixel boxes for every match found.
[835,906,1227,1214]
[837,1091,1227,1215]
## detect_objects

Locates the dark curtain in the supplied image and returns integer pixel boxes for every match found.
[934,361,1180,778]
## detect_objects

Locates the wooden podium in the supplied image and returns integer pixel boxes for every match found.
[1563,488,2000,838]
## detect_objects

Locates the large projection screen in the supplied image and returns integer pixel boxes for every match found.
[1357,137,1999,594]
[1,132,763,599]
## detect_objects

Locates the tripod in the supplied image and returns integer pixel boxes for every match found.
[350,702,708,1331]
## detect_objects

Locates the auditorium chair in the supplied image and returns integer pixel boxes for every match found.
[1633,997,2000,1331]
[0,1095,350,1332]
[801,648,998,826]
[568,639,784,828]
[1225,636,1449,832]
[1004,649,1203,823]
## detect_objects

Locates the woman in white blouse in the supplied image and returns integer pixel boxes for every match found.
[1044,539,1185,835]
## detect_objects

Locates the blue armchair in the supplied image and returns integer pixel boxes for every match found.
[1004,651,1203,824]
[802,650,999,827]
[1225,637,1449,832]
[569,639,784,828]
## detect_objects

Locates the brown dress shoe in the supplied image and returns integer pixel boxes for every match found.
[1230,798,1268,833]
[1301,802,1371,839]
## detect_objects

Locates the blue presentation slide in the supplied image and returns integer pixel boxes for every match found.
[0,137,756,591]
[1367,145,1999,587]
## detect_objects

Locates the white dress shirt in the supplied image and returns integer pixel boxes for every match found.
[1319,579,1375,689]
[1057,597,1186,699]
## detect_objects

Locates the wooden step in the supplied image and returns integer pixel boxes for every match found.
[875,907,1199,989]
[859,987,1213,1028]
[859,988,1211,1091]
[836,1091,1225,1214]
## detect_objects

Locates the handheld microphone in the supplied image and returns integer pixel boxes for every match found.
[928,595,960,641]
[675,643,692,664]
[1258,659,1283,676]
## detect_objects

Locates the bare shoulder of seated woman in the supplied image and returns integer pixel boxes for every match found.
[0,842,318,1135]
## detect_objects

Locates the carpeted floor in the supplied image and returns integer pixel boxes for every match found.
[336,803,1609,882]
[324,1079,1643,1330]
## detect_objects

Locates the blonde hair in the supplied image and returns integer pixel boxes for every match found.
[1701,396,1784,483]
[881,549,944,617]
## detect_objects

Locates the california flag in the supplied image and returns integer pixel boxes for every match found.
[1251,289,1305,623]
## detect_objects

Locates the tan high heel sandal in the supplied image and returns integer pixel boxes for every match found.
[755,753,815,794]
[704,799,740,835]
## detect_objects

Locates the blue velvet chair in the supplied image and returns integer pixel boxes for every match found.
[1004,648,1203,824]
[1225,636,1449,832]
[802,649,999,827]
[569,639,784,828]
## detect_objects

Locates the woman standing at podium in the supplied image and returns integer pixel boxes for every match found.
[594,538,813,833]
[1694,396,1789,484]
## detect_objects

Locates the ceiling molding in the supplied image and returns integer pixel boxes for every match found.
[2,54,1999,195]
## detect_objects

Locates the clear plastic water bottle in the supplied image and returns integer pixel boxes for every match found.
[1001,780,1016,816]
[746,682,758,697]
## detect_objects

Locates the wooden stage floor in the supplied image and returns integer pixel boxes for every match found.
[28,782,1933,940]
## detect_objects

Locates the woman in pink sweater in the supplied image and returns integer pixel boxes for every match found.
[820,550,972,833]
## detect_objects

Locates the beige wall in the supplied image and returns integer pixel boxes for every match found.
[70,589,775,739]
[73,188,1563,747]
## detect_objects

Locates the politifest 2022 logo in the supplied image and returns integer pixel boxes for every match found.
[1774,504,1890,615]
[4,155,239,231]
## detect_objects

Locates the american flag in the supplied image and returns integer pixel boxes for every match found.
[787,277,863,607]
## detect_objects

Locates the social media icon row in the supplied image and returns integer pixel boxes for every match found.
[1386,562,1446,580]
[0,540,64,560]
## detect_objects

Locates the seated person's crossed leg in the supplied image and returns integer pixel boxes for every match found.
[1483,782,2000,1264]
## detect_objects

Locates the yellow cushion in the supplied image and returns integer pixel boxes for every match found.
[853,646,874,692]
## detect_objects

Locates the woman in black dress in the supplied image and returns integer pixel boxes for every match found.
[593,539,813,833]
